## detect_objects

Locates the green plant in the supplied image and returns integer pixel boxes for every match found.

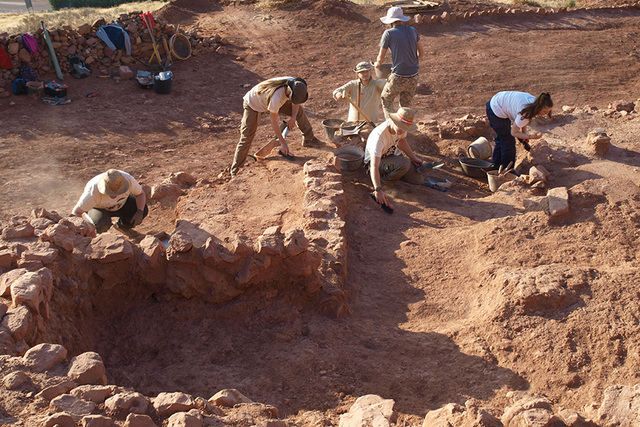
[50,0,148,10]
[565,0,576,7]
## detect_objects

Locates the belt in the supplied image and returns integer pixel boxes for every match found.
[392,72,419,78]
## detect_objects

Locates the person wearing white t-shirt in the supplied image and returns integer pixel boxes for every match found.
[230,77,321,176]
[71,169,148,233]
[486,91,553,169]
[365,107,425,209]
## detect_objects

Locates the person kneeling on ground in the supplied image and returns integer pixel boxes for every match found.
[71,169,148,233]
[230,76,322,176]
[486,91,553,170]
[365,107,426,209]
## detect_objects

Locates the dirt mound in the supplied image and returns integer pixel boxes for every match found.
[155,0,223,23]
[269,0,366,21]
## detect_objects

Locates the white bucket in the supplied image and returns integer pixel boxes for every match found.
[468,137,494,160]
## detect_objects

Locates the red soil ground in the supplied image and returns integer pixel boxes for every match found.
[2,0,640,424]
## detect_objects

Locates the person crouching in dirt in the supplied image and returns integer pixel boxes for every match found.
[333,61,386,141]
[71,169,148,233]
[486,91,553,170]
[230,77,322,176]
[366,107,426,209]
[374,6,424,119]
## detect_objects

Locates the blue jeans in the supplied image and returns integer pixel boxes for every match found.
[486,101,516,169]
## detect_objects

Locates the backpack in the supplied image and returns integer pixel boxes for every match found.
[0,46,12,70]
[69,55,91,79]
[19,65,37,81]
[11,78,28,95]
[21,34,39,55]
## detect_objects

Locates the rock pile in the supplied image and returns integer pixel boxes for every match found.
[586,128,611,156]
[1,344,290,426]
[415,1,640,25]
[437,113,490,140]
[0,12,222,93]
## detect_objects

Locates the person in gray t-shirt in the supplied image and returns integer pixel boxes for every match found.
[374,6,424,118]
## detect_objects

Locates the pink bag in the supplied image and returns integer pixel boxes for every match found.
[22,34,39,54]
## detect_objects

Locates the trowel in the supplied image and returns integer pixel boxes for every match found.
[254,122,289,160]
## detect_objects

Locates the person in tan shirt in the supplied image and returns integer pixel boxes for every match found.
[333,61,386,124]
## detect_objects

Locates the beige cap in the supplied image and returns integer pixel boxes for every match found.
[97,169,130,198]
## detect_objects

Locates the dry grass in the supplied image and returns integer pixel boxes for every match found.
[0,0,166,33]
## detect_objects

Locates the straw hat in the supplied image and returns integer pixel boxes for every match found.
[97,169,130,198]
[380,6,410,25]
[354,61,374,73]
[389,107,418,133]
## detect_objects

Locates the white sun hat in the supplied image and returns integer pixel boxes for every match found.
[380,6,410,24]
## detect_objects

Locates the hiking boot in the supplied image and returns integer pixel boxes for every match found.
[302,136,323,147]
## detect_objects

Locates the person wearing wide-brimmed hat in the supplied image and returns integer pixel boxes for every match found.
[72,169,148,233]
[333,61,386,124]
[230,76,321,176]
[365,107,426,208]
[374,6,424,118]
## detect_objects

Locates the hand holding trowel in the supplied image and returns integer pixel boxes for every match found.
[254,121,293,160]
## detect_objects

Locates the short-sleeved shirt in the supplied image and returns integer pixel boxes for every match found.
[364,120,407,163]
[489,91,536,128]
[332,78,386,122]
[73,170,143,212]
[380,25,420,77]
[243,76,292,114]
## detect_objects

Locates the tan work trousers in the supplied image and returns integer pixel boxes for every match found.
[231,101,315,174]
[381,73,418,118]
[379,154,424,185]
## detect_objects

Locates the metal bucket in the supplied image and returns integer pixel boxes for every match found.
[334,145,364,172]
[458,157,493,180]
[322,118,345,143]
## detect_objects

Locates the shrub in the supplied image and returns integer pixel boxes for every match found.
[50,0,146,10]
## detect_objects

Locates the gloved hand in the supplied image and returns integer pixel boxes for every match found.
[519,139,531,152]
[131,210,144,227]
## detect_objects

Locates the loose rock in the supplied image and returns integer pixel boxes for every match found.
[124,413,158,427]
[67,352,108,385]
[49,394,97,419]
[339,395,395,427]
[167,410,203,427]
[81,415,115,427]
[547,187,570,218]
[105,391,150,416]
[44,412,76,427]
[23,343,67,372]
[153,392,196,417]
[3,371,30,390]
[209,389,252,407]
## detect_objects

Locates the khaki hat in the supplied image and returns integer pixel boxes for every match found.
[389,107,418,133]
[354,61,373,73]
[97,169,130,198]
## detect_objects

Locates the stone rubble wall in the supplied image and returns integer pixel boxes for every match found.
[415,1,640,24]
[0,11,222,93]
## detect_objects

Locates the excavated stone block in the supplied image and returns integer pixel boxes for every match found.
[67,352,108,385]
[23,343,67,372]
